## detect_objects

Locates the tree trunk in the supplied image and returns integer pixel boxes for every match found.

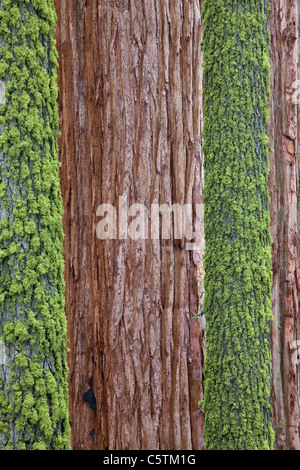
[202,0,274,450]
[0,0,70,450]
[55,0,205,450]
[268,0,300,450]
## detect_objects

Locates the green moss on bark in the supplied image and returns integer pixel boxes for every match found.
[202,0,274,450]
[0,0,70,449]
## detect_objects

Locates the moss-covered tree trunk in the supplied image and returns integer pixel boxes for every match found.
[0,0,70,450]
[202,0,274,449]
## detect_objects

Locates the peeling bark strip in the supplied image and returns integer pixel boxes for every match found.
[55,0,205,450]
[268,0,300,450]
[0,1,70,450]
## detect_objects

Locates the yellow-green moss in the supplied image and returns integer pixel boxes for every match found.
[202,0,274,450]
[0,0,70,449]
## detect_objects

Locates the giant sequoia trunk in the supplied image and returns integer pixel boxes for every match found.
[268,0,300,450]
[0,1,70,450]
[202,0,274,450]
[55,0,205,450]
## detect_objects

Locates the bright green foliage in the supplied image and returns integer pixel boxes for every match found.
[202,0,274,449]
[0,0,70,449]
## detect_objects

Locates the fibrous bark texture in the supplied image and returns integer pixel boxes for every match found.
[202,0,274,449]
[0,0,70,450]
[268,0,300,450]
[55,0,205,450]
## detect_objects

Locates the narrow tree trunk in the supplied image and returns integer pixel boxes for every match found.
[202,0,274,449]
[268,0,300,450]
[0,0,70,450]
[55,0,205,450]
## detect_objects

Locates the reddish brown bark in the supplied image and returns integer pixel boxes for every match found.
[268,0,300,450]
[55,0,205,450]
